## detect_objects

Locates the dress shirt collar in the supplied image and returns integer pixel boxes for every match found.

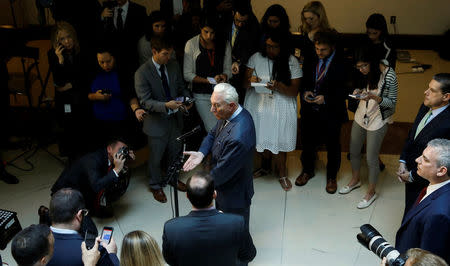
[192,206,216,211]
[319,50,336,66]
[421,179,450,202]
[428,104,449,123]
[50,226,79,235]
[116,1,129,14]
[228,104,242,122]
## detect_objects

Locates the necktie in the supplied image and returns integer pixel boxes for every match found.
[231,28,238,48]
[159,65,172,101]
[414,110,432,139]
[219,120,229,133]
[414,187,427,206]
[117,8,123,31]
[316,60,327,82]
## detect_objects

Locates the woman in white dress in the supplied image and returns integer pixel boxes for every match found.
[244,30,302,191]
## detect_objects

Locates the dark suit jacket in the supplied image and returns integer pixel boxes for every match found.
[199,108,256,209]
[48,232,119,266]
[395,183,450,264]
[162,209,256,266]
[51,148,116,209]
[135,59,190,137]
[300,50,349,124]
[224,18,260,66]
[400,104,450,212]
[400,104,450,182]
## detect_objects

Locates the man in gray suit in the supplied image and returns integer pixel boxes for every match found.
[135,36,192,203]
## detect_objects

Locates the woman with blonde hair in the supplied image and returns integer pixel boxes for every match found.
[296,1,332,66]
[120,230,165,266]
[48,21,88,159]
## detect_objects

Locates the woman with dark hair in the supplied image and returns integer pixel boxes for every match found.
[137,11,174,65]
[261,4,291,36]
[365,13,397,69]
[48,21,89,159]
[244,31,301,191]
[339,47,398,209]
[260,4,292,51]
[183,15,232,132]
[88,46,144,147]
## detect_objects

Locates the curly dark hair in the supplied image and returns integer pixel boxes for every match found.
[260,30,292,85]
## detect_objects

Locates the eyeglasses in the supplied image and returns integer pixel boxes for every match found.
[80,209,89,216]
[355,63,369,70]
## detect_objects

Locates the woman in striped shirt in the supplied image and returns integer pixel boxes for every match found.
[339,47,398,209]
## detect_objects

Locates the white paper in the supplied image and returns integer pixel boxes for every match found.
[64,104,72,113]
[207,77,217,85]
[251,82,267,87]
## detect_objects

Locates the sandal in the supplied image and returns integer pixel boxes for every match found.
[253,168,270,178]
[279,177,292,191]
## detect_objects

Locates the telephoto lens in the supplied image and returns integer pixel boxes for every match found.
[357,224,408,266]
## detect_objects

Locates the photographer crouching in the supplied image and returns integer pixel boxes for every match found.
[45,138,135,219]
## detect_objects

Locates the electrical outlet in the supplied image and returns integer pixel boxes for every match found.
[390,16,396,24]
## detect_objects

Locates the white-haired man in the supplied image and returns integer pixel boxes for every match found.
[395,138,450,264]
[183,83,256,233]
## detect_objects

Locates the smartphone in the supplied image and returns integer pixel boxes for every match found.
[183,97,195,105]
[306,94,316,101]
[101,226,114,244]
[84,231,97,250]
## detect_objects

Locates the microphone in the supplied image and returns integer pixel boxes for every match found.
[176,126,201,141]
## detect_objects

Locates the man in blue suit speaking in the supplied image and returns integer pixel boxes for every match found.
[395,138,450,264]
[183,83,256,230]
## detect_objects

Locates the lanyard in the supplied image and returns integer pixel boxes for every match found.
[315,58,331,83]
[207,49,215,67]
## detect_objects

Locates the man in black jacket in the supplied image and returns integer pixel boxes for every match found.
[51,139,134,216]
[397,73,450,214]
[296,29,348,194]
[162,171,256,266]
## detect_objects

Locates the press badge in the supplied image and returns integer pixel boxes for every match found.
[64,104,72,113]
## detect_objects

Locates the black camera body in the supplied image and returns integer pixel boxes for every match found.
[103,0,118,9]
[117,146,131,161]
[357,224,408,266]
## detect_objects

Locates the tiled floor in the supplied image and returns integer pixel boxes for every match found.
[0,147,404,266]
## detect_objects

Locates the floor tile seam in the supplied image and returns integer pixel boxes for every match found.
[280,190,288,266]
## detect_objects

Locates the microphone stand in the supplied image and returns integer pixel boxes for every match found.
[167,126,200,217]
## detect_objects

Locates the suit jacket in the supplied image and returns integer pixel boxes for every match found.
[199,108,256,209]
[400,104,450,182]
[162,209,256,266]
[224,18,260,66]
[395,183,450,264]
[135,59,190,137]
[48,232,119,266]
[51,148,116,209]
[300,49,349,123]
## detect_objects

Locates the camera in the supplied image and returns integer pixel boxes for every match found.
[103,0,118,9]
[117,146,131,161]
[357,224,408,266]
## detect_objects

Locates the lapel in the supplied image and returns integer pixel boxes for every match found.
[123,2,132,29]
[400,183,450,228]
[166,62,177,97]
[414,105,449,142]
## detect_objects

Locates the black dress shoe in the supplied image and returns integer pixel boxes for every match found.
[0,166,19,184]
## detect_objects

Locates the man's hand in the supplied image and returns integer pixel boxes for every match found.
[113,153,126,173]
[303,91,315,103]
[232,62,240,75]
[249,76,261,83]
[101,8,113,19]
[128,150,136,160]
[135,109,147,122]
[95,90,112,101]
[183,151,204,171]
[312,95,325,105]
[81,237,101,266]
[396,162,410,183]
[101,236,117,254]
[165,100,183,110]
